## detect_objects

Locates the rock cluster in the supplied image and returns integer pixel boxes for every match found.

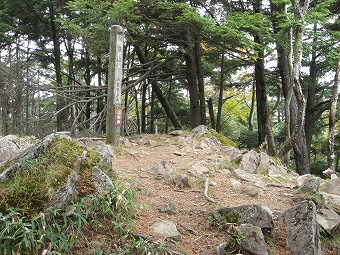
[0,134,115,212]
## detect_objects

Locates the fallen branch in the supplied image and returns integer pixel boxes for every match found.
[204,178,217,203]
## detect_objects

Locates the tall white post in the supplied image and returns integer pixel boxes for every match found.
[106,25,124,145]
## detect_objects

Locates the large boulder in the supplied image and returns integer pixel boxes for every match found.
[283,200,322,255]
[213,204,273,239]
[0,135,34,164]
[0,133,71,183]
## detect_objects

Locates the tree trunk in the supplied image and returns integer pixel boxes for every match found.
[216,51,225,133]
[194,35,206,125]
[141,82,148,133]
[134,45,183,130]
[50,6,67,131]
[270,0,311,174]
[248,80,256,132]
[328,61,340,170]
[84,49,91,129]
[305,24,317,154]
[207,98,216,129]
[184,31,201,128]
[253,0,276,156]
[151,80,183,130]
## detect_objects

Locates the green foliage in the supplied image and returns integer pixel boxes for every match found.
[209,129,238,147]
[0,182,170,255]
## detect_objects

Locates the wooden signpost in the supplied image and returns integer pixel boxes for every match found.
[106,25,124,145]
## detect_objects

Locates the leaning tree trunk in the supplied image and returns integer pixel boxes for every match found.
[328,61,340,170]
[134,45,183,130]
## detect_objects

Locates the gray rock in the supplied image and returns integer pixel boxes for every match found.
[159,203,177,215]
[190,125,210,137]
[233,169,266,188]
[257,152,287,176]
[283,201,322,255]
[239,150,259,174]
[319,177,340,196]
[49,151,86,209]
[92,166,114,194]
[175,174,191,189]
[150,161,173,177]
[242,185,263,198]
[152,220,181,241]
[51,169,78,209]
[218,146,243,161]
[119,137,132,147]
[236,224,269,255]
[0,133,71,183]
[0,135,33,164]
[295,177,325,207]
[322,168,336,179]
[297,177,321,194]
[213,204,273,239]
[97,144,114,171]
[191,161,210,175]
[296,174,312,187]
[317,209,340,236]
[168,130,183,136]
[320,192,340,214]
[230,178,242,190]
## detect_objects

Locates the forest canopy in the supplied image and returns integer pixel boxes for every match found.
[0,0,339,175]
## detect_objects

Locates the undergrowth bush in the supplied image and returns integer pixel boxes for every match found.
[0,182,171,255]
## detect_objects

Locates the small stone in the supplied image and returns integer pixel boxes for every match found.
[152,220,181,241]
[175,174,191,189]
[159,203,178,215]
[243,186,262,198]
[230,178,242,189]
[192,161,210,175]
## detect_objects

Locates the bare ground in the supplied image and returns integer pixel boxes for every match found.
[112,134,295,255]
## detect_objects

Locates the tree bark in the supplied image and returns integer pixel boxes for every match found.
[216,51,225,133]
[207,97,216,129]
[134,45,183,130]
[50,6,67,131]
[328,61,340,170]
[270,0,311,174]
[305,24,317,154]
[248,80,256,132]
[194,35,206,125]
[184,31,201,128]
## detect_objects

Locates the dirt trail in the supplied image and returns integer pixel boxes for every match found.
[113,134,294,255]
